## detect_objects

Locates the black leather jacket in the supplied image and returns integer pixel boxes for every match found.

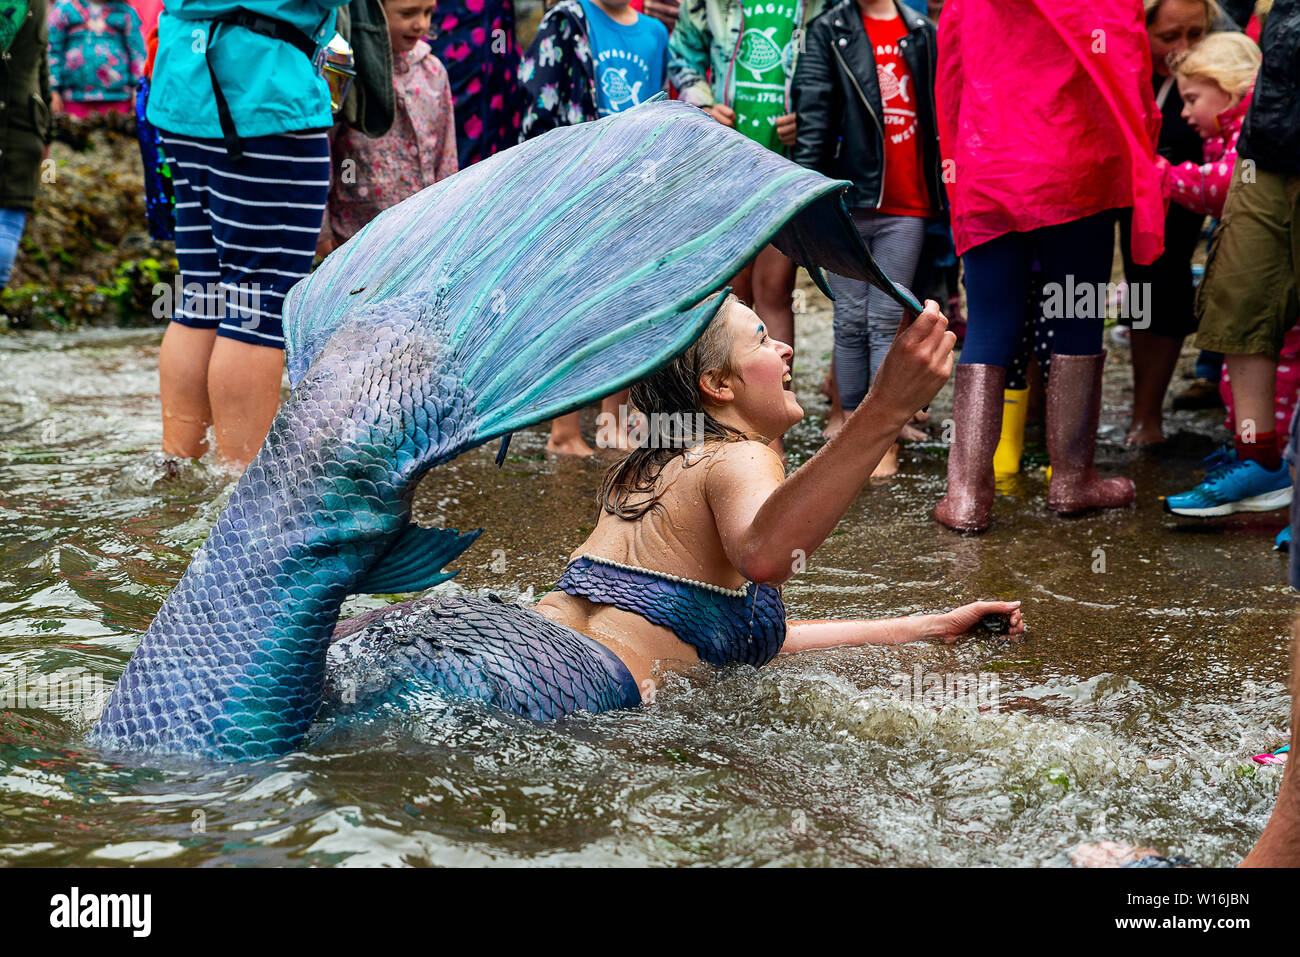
[1239,0,1300,175]
[791,0,942,213]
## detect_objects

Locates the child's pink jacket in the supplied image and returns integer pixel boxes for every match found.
[329,41,459,244]
[1156,90,1252,221]
[936,0,1165,264]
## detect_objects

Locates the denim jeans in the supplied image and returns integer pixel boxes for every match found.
[825,210,926,411]
[0,207,28,289]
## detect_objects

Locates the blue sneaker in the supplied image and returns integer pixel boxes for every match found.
[1199,446,1237,473]
[1164,457,1293,517]
[1275,525,1292,552]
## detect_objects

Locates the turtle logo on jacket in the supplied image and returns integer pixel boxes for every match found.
[737,26,783,80]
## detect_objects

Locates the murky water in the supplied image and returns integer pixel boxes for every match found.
[0,301,1293,867]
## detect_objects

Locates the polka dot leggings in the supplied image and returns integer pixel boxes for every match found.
[958,210,1118,369]
[1221,322,1300,451]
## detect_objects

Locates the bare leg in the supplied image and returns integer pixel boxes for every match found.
[1226,353,1280,440]
[752,244,796,361]
[823,361,846,439]
[596,389,633,450]
[729,259,756,308]
[1127,331,1183,446]
[207,337,284,470]
[159,323,217,458]
[1242,621,1300,867]
[872,442,900,478]
[547,411,594,457]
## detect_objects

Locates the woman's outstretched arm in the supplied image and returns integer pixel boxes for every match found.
[780,601,1024,654]
[707,301,956,586]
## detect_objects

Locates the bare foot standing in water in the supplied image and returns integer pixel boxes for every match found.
[548,391,637,456]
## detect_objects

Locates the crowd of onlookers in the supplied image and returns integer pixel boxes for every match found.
[1,0,1299,566]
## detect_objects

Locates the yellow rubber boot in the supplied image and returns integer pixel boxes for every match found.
[993,387,1030,477]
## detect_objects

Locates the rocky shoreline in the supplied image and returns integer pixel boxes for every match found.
[1,111,176,332]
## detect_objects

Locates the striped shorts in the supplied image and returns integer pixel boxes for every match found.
[161,131,329,348]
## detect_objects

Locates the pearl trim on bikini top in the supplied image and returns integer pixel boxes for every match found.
[578,553,751,598]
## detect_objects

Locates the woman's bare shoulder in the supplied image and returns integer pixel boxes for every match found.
[697,438,785,491]
[698,437,783,468]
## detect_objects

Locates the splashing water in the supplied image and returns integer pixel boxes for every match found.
[0,318,1291,866]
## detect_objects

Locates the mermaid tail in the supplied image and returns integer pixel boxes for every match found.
[91,99,915,760]
[324,596,641,721]
[282,97,921,404]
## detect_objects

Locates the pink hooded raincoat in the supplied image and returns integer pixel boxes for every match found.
[936,0,1166,265]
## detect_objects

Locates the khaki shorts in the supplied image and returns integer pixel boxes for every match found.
[1194,161,1300,357]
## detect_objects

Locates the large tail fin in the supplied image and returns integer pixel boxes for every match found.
[283,99,920,458]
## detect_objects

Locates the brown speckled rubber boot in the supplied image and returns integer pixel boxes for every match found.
[934,364,1005,533]
[1046,352,1135,515]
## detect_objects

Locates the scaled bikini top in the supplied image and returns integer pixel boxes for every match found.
[553,554,786,668]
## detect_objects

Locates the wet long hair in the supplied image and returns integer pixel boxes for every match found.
[599,293,757,520]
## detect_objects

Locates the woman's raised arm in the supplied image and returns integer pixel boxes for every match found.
[707,301,956,585]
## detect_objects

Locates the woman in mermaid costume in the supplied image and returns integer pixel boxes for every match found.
[89,98,1022,761]
[335,292,1024,714]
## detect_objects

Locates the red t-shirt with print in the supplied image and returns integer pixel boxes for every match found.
[862,13,931,216]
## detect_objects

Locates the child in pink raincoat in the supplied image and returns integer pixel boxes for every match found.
[48,0,145,116]
[1156,31,1259,220]
[324,0,459,248]
[1150,32,1288,452]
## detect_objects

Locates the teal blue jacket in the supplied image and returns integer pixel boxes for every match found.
[146,0,348,139]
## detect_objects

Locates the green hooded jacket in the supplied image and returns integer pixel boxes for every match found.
[0,0,53,211]
[667,0,827,110]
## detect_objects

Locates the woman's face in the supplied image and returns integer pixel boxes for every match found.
[1178,76,1234,137]
[1148,0,1208,77]
[385,0,437,55]
[705,302,802,439]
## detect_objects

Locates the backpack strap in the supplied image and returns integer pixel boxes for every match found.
[337,0,394,138]
[206,8,321,160]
